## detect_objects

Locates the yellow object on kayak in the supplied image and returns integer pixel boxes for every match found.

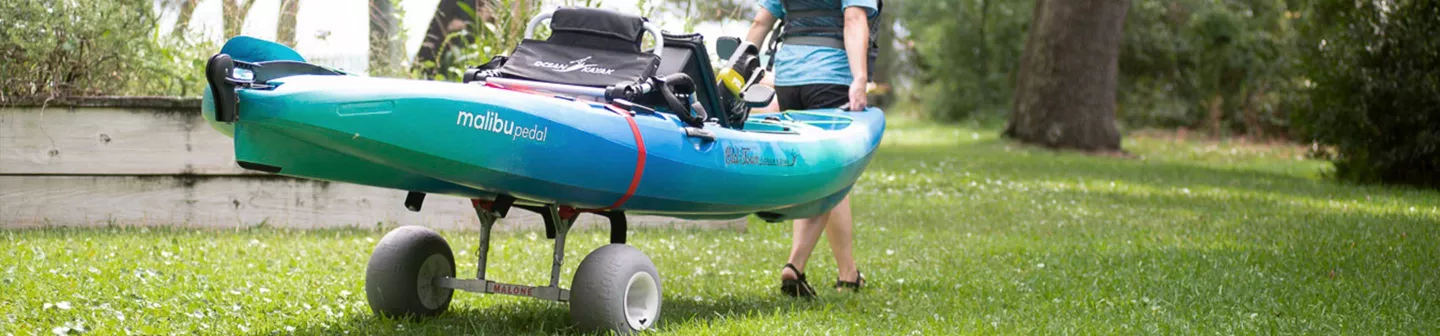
[717,67,745,97]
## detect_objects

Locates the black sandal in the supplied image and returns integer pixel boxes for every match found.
[779,263,816,298]
[836,270,864,291]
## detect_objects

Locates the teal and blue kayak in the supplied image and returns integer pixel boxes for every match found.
[203,36,884,221]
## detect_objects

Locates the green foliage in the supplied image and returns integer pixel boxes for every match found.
[898,0,1033,122]
[367,0,412,78]
[657,0,754,29]
[1296,0,1440,188]
[415,0,667,82]
[413,0,591,81]
[899,0,1307,132]
[1118,0,1304,136]
[0,0,212,100]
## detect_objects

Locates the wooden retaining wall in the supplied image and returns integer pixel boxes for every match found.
[0,97,744,231]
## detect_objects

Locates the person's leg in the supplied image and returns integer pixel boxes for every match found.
[777,84,860,293]
[798,84,860,283]
[823,195,860,285]
[777,84,820,281]
[781,209,832,281]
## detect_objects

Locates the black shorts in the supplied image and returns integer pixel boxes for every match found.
[776,84,848,111]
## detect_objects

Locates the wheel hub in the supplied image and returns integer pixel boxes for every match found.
[623,272,660,330]
[416,254,453,310]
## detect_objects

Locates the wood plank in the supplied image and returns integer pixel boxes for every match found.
[0,106,251,175]
[0,176,747,231]
[0,96,201,109]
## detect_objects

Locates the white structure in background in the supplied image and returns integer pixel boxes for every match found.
[160,0,751,75]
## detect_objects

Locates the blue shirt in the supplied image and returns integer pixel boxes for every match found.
[759,0,878,87]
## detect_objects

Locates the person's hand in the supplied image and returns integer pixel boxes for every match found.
[847,78,868,111]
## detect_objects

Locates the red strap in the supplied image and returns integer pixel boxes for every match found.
[606,105,646,209]
[485,83,646,210]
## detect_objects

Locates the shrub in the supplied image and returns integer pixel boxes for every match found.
[0,0,209,100]
[1117,0,1304,137]
[1296,0,1440,188]
[414,0,545,81]
[897,0,1033,122]
[898,0,1304,131]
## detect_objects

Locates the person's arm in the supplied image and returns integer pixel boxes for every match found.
[843,6,870,111]
[746,10,778,47]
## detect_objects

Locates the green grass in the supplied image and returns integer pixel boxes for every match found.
[4,117,1438,335]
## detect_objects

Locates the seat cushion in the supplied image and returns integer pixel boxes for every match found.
[548,7,647,53]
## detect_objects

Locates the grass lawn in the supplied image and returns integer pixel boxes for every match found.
[4,117,1438,335]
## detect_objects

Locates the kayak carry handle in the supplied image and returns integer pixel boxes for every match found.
[205,53,344,123]
[205,54,242,122]
[684,127,715,141]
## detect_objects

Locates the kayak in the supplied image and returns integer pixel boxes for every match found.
[202,37,884,221]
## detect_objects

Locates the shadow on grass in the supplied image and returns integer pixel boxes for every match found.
[275,293,821,335]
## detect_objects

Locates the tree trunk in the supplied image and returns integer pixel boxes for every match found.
[369,0,403,76]
[414,0,480,76]
[1005,0,1128,152]
[871,6,898,106]
[276,0,301,48]
[171,0,197,37]
[222,0,259,39]
[1206,94,1224,139]
[977,0,991,76]
[977,0,993,104]
[1241,82,1267,139]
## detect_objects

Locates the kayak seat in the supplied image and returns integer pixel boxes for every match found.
[497,7,660,88]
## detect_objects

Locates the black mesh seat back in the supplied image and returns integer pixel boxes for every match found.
[499,39,659,87]
[548,7,646,53]
[497,7,659,87]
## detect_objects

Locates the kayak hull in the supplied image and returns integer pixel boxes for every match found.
[205,75,883,220]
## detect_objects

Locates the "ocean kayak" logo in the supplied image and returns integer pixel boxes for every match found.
[456,110,547,143]
[532,56,617,75]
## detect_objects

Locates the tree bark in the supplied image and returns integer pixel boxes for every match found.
[1206,94,1224,139]
[222,0,259,39]
[369,0,403,75]
[977,0,991,77]
[1005,0,1128,152]
[871,6,898,106]
[414,0,480,76]
[1241,82,1267,139]
[276,0,301,47]
[171,0,197,37]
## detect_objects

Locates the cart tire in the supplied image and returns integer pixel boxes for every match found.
[365,225,455,318]
[570,244,662,334]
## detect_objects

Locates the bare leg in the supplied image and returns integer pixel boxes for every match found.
[824,195,859,284]
[781,206,832,281]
